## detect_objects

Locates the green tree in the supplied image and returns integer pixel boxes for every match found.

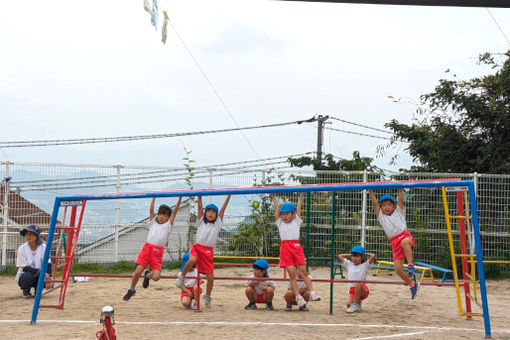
[383,51,510,173]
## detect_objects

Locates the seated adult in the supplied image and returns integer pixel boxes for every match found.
[15,225,52,298]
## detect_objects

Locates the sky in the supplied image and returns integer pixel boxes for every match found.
[0,0,509,172]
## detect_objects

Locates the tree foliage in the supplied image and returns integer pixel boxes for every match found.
[384,51,510,173]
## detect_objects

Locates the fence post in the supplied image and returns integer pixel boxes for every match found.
[470,172,478,254]
[114,165,121,262]
[2,162,10,266]
[360,169,367,247]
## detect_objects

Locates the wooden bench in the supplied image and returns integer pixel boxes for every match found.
[414,261,454,283]
[373,260,435,283]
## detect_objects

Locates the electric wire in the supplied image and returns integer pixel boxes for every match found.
[329,116,393,134]
[0,119,313,148]
[325,126,395,141]
[486,8,510,47]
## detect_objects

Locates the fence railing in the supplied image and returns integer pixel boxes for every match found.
[1,161,509,269]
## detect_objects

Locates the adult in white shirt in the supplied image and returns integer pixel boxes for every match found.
[15,225,52,298]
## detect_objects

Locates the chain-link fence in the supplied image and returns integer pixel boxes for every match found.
[1,161,509,272]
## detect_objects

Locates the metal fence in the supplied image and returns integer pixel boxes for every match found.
[1,161,510,271]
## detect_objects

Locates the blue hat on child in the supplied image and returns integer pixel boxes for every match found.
[253,259,269,271]
[180,252,190,271]
[379,194,395,204]
[351,245,365,255]
[280,203,296,213]
[204,204,219,212]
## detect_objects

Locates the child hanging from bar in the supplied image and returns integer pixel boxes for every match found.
[368,188,419,299]
[123,197,181,301]
[338,245,376,313]
[176,195,231,308]
[271,193,320,309]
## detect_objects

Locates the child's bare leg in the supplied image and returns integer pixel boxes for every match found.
[346,296,354,308]
[150,270,161,281]
[394,259,413,286]
[285,266,300,297]
[401,238,414,265]
[301,289,310,302]
[245,286,256,302]
[181,256,197,277]
[297,265,314,291]
[264,287,274,303]
[205,273,214,295]
[284,290,295,304]
[353,283,364,304]
[130,265,145,289]
[192,285,199,299]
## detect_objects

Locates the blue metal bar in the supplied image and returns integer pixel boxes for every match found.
[468,182,491,338]
[31,198,61,324]
[52,179,467,202]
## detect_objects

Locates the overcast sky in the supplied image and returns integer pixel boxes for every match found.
[1,0,509,171]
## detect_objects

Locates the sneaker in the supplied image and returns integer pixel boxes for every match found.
[410,283,420,299]
[22,289,33,298]
[295,294,306,307]
[245,302,257,310]
[123,288,136,301]
[309,291,321,301]
[191,302,198,310]
[299,305,309,312]
[346,303,361,313]
[266,303,274,310]
[285,304,292,311]
[407,264,415,275]
[142,270,151,289]
[203,293,212,308]
[175,273,185,287]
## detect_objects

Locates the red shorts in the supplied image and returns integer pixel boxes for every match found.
[349,284,370,300]
[135,242,164,270]
[190,243,214,274]
[255,294,267,304]
[390,230,415,261]
[180,286,203,300]
[279,240,306,267]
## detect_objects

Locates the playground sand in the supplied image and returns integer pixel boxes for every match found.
[1,267,509,339]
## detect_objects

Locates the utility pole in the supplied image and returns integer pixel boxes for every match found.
[316,115,329,164]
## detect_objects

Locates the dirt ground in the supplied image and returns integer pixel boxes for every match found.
[0,267,509,340]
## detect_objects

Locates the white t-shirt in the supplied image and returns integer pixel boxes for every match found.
[15,242,50,284]
[195,217,223,247]
[276,215,302,240]
[146,217,173,246]
[178,269,205,288]
[377,205,407,239]
[343,258,372,288]
[286,274,312,290]
[245,274,276,295]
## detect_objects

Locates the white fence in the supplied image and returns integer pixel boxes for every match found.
[1,161,509,269]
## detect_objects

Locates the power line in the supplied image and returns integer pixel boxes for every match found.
[325,126,398,141]
[167,19,260,158]
[0,119,314,148]
[329,116,393,134]
[486,8,510,47]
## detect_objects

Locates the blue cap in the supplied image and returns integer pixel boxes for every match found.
[253,259,269,271]
[180,252,190,271]
[204,204,219,213]
[351,245,365,255]
[379,194,395,204]
[280,203,296,213]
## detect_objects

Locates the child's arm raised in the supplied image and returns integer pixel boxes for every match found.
[169,197,182,225]
[368,190,380,216]
[150,197,156,220]
[366,252,376,265]
[397,188,404,210]
[271,194,280,220]
[338,253,350,263]
[219,195,231,220]
[296,192,304,217]
[197,196,203,220]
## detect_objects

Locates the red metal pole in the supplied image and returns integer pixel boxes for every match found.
[457,192,472,318]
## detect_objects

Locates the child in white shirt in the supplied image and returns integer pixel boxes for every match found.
[338,245,375,313]
[245,259,276,310]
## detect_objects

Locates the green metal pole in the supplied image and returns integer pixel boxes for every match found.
[306,192,311,272]
[329,191,336,315]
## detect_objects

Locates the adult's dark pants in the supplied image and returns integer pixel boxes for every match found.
[18,272,38,292]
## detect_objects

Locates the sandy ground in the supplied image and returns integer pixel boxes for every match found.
[0,267,509,340]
